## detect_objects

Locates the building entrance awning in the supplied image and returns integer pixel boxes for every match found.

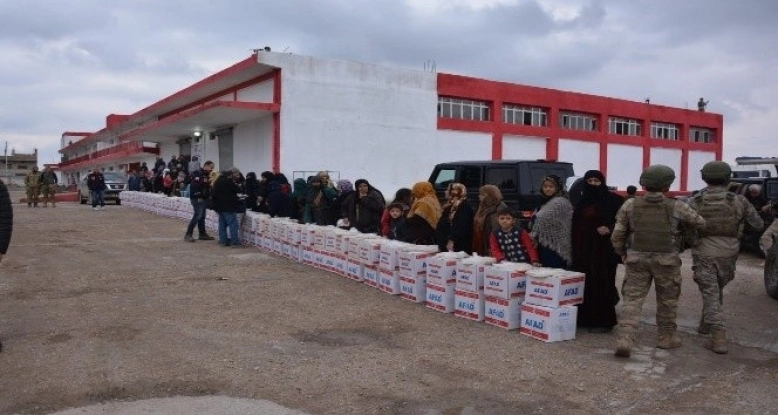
[120,101,279,142]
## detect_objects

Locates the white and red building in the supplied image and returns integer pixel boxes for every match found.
[58,51,722,193]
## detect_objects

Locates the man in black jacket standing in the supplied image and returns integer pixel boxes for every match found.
[212,168,243,247]
[0,178,14,352]
[185,161,216,242]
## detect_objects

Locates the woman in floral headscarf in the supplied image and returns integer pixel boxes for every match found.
[404,181,442,245]
[436,183,474,253]
[472,185,507,256]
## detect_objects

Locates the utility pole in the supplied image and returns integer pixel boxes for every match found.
[3,141,7,185]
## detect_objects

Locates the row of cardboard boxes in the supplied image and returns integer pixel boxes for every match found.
[121,191,584,342]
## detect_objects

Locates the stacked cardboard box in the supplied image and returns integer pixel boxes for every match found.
[520,268,585,342]
[425,252,469,313]
[454,255,495,321]
[483,262,533,329]
[397,247,438,303]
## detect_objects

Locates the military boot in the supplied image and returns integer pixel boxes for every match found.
[708,328,729,354]
[657,329,682,349]
[697,316,711,335]
[615,334,633,358]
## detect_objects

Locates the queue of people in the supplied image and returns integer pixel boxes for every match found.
[172,160,771,360]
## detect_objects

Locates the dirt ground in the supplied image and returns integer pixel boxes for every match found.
[1,202,777,415]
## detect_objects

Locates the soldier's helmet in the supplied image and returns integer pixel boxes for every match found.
[700,161,732,184]
[639,164,676,190]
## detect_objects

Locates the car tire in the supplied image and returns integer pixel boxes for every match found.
[765,239,778,300]
[116,199,122,206]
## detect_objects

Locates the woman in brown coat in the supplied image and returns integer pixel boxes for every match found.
[472,185,508,256]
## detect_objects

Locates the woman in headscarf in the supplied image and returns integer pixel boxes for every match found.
[405,182,442,245]
[341,178,385,233]
[436,183,474,253]
[381,188,413,237]
[304,176,337,225]
[530,175,573,268]
[572,170,625,333]
[472,185,507,256]
[331,179,354,225]
[244,172,261,212]
[290,178,308,223]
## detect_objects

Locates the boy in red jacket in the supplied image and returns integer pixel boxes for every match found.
[490,207,541,266]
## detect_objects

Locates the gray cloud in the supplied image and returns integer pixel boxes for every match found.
[0,0,776,163]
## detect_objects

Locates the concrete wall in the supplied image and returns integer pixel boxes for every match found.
[262,53,440,195]
[558,139,599,178]
[232,116,273,175]
[607,144,643,190]
[688,150,717,191]
[502,135,546,161]
[237,81,274,102]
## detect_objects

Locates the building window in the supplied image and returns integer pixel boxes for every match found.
[608,117,642,136]
[438,97,490,121]
[17,164,27,170]
[690,127,714,143]
[560,111,597,131]
[651,122,679,140]
[502,104,547,127]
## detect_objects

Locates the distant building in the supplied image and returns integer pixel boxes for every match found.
[58,51,723,193]
[3,148,38,186]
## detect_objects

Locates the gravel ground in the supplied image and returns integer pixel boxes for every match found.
[1,202,777,415]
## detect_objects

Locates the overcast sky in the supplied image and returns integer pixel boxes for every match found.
[1,0,776,166]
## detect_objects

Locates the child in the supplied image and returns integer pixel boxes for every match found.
[387,202,408,241]
[490,207,541,266]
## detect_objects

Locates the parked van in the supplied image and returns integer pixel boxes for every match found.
[427,160,574,224]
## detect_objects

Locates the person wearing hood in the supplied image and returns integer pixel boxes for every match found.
[342,178,385,233]
[472,185,508,256]
[436,183,474,253]
[290,178,308,223]
[571,170,625,333]
[267,179,292,218]
[304,176,337,225]
[332,179,355,225]
[530,175,573,268]
[405,182,442,245]
[256,171,274,213]
[244,172,261,212]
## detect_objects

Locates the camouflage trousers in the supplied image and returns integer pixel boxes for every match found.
[40,184,56,204]
[26,186,40,204]
[618,253,682,335]
[692,255,737,330]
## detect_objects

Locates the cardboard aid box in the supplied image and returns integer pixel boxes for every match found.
[378,268,401,295]
[484,296,523,330]
[520,303,578,342]
[358,237,384,266]
[333,254,347,276]
[345,259,364,281]
[426,252,468,286]
[398,249,438,277]
[524,269,585,308]
[301,247,315,265]
[456,256,496,292]
[425,283,455,313]
[483,262,533,299]
[454,289,486,321]
[379,241,414,270]
[363,265,380,288]
[399,274,426,303]
[300,225,316,247]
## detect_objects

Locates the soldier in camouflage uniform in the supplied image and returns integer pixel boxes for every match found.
[688,161,763,354]
[760,203,778,254]
[24,166,41,208]
[611,165,706,358]
[39,166,58,208]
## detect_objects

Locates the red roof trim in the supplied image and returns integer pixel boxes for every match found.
[120,101,279,140]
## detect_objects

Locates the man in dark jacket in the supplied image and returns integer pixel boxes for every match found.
[0,178,13,352]
[211,168,243,247]
[184,161,216,242]
[86,169,107,210]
